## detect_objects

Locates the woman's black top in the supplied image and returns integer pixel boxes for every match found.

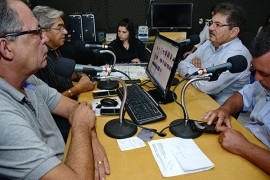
[108,38,148,63]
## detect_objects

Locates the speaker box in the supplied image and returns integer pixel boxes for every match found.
[82,13,96,42]
[97,32,105,42]
[69,14,83,42]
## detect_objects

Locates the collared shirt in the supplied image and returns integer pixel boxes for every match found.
[0,75,64,179]
[239,81,270,148]
[178,38,252,105]
[194,23,210,49]
[35,45,73,93]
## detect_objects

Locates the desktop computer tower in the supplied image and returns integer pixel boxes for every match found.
[82,13,96,42]
[69,14,83,42]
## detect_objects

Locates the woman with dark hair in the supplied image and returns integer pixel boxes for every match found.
[109,18,147,63]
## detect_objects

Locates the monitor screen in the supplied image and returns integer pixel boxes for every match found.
[145,33,182,104]
[150,3,193,30]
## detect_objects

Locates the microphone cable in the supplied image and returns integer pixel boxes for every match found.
[111,69,132,81]
[152,78,187,136]
[121,78,188,137]
[123,119,167,137]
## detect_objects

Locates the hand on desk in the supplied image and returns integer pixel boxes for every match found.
[218,128,249,155]
[201,107,232,132]
[92,133,111,180]
[76,74,95,93]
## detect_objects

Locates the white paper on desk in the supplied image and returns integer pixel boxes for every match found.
[148,137,214,177]
[117,137,146,151]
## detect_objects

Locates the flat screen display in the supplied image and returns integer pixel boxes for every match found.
[145,33,182,103]
[151,3,193,30]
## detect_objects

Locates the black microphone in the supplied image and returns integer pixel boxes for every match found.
[178,34,200,45]
[74,64,111,73]
[191,55,248,76]
[75,41,109,51]
[55,57,111,77]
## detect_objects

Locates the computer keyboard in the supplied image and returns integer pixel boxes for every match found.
[117,84,167,125]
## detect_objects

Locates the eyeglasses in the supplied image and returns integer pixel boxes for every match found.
[207,20,230,28]
[50,25,66,32]
[0,28,42,38]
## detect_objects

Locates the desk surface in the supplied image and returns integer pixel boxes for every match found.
[64,76,269,179]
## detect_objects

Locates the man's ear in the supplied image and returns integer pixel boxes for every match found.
[230,27,240,38]
[0,39,14,60]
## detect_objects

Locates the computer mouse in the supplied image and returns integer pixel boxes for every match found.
[100,98,118,107]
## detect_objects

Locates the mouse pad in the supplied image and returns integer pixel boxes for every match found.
[91,97,121,116]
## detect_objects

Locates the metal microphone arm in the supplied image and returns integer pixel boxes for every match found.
[99,50,116,76]
[96,49,119,90]
[92,75,137,139]
[181,76,211,121]
[98,76,126,123]
[169,75,211,139]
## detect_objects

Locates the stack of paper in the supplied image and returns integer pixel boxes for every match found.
[148,137,214,177]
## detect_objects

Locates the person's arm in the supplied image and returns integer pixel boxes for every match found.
[178,53,199,77]
[202,92,243,131]
[62,74,95,98]
[41,97,95,179]
[219,128,270,174]
[91,128,111,179]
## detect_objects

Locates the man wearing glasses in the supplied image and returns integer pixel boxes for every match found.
[0,0,109,179]
[178,2,252,106]
[33,6,96,143]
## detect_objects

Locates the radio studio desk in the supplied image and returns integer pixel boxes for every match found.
[64,76,269,179]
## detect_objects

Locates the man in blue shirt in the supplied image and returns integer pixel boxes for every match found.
[202,25,270,175]
[178,2,252,105]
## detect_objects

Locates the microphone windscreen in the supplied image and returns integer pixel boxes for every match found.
[55,57,76,77]
[189,34,200,45]
[227,55,248,73]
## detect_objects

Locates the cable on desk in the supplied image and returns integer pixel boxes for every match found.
[139,79,150,86]
[112,69,132,80]
[117,77,188,137]
[124,120,167,137]
[152,78,187,136]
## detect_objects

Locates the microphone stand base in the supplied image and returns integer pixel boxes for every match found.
[169,119,202,139]
[97,80,119,90]
[104,119,137,139]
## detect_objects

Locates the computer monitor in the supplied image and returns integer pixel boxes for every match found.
[150,3,193,30]
[145,33,182,104]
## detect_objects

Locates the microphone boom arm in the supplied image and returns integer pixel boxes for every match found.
[99,50,116,76]
[95,76,126,124]
[181,76,211,121]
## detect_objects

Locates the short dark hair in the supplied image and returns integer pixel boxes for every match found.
[213,2,246,30]
[250,25,270,58]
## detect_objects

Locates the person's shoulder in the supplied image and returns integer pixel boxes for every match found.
[133,38,145,46]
